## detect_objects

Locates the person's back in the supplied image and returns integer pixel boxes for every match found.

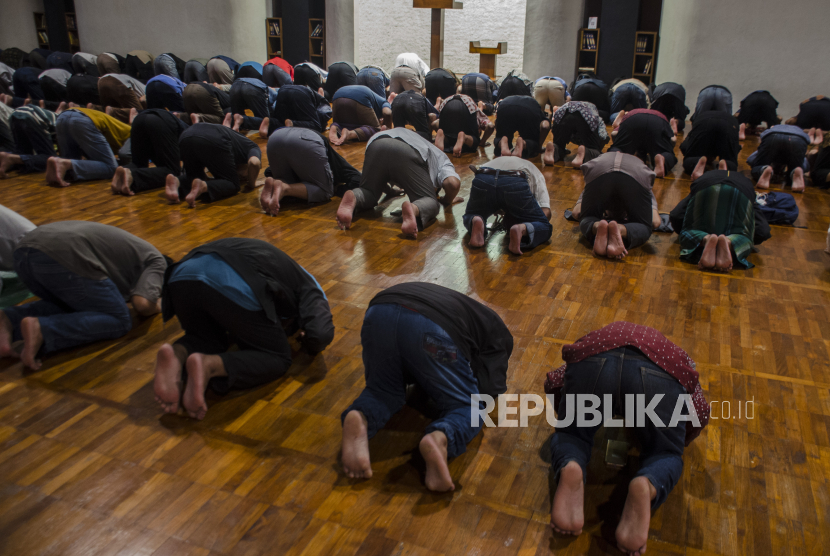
[496,70,532,102]
[426,68,459,105]
[324,61,359,100]
[650,82,689,131]
[692,85,732,121]
[356,66,389,98]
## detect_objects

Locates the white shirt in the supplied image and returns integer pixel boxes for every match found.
[395,53,429,79]
[367,128,459,189]
[0,205,36,271]
[482,157,550,209]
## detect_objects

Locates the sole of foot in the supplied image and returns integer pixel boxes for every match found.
[698,234,718,270]
[508,224,524,255]
[185,180,207,208]
[739,123,746,141]
[550,461,585,535]
[20,317,44,371]
[401,201,418,239]
[153,344,183,414]
[757,166,772,189]
[716,235,733,272]
[341,410,372,479]
[718,159,728,171]
[615,476,653,556]
[45,157,71,187]
[111,166,125,194]
[182,353,209,420]
[691,157,707,181]
[791,167,805,192]
[259,117,270,139]
[541,142,556,166]
[420,433,455,492]
[570,145,586,169]
[336,190,356,230]
[653,154,665,178]
[164,175,180,203]
[469,216,485,248]
[593,220,609,257]
[606,221,628,260]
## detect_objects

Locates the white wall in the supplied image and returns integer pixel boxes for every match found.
[327,0,355,65]
[657,0,830,119]
[73,0,266,63]
[0,0,44,52]
[355,0,525,76]
[522,0,583,82]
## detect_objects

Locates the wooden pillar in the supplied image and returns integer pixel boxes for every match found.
[469,41,507,79]
[430,8,444,69]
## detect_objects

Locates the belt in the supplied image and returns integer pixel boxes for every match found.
[469,165,528,180]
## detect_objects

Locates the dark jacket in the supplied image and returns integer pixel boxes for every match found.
[669,170,771,245]
[369,282,513,398]
[162,238,334,355]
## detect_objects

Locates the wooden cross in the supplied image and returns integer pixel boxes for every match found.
[413,0,463,69]
[469,41,507,78]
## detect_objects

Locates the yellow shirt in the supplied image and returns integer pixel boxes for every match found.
[69,108,131,152]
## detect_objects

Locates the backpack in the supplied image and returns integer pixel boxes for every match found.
[756,192,799,225]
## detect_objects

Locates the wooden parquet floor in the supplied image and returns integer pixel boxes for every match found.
[1,123,830,556]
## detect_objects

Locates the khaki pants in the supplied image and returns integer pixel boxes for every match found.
[534,78,567,111]
[183,84,224,124]
[389,66,423,94]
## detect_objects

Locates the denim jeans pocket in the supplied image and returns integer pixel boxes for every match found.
[422,333,457,364]
[640,366,684,422]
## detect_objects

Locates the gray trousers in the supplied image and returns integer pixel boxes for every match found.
[266,127,333,203]
[353,136,441,228]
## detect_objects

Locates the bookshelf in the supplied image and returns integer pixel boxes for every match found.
[632,31,657,85]
[308,18,325,67]
[577,28,600,74]
[34,12,49,50]
[266,17,283,58]
[65,13,80,53]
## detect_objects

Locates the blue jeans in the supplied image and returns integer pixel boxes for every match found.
[462,172,552,250]
[3,248,132,355]
[550,347,687,510]
[342,304,482,459]
[56,110,119,181]
[356,67,389,98]
[10,112,56,172]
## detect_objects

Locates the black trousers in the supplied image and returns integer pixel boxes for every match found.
[572,82,611,122]
[750,133,807,181]
[13,69,44,100]
[169,281,292,395]
[651,96,687,132]
[40,76,68,102]
[737,91,778,128]
[263,64,292,87]
[794,100,830,130]
[229,81,268,129]
[438,98,479,152]
[146,81,184,112]
[391,91,433,141]
[680,117,739,174]
[494,102,543,158]
[579,172,653,249]
[66,75,101,105]
[812,145,830,186]
[425,69,458,104]
[178,128,241,202]
[294,65,322,91]
[128,110,185,193]
[552,111,608,155]
[611,113,678,171]
[183,60,208,83]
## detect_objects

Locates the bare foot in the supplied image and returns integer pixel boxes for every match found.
[739,123,746,141]
[606,221,628,260]
[498,136,510,157]
[716,235,733,272]
[336,190,357,230]
[190,113,200,125]
[341,410,372,479]
[105,105,114,116]
[698,234,718,270]
[164,175,181,203]
[0,152,17,178]
[814,128,825,146]
[284,119,294,127]
[56,101,67,114]
[615,476,655,556]
[153,344,183,414]
[420,431,454,492]
[434,129,446,152]
[670,117,679,136]
[185,179,208,208]
[653,154,666,178]
[571,145,586,169]
[329,125,343,146]
[469,216,485,248]
[111,166,134,196]
[718,159,728,171]
[791,167,805,192]
[757,166,772,189]
[0,311,18,359]
[512,137,525,157]
[222,112,233,128]
[452,132,465,158]
[260,177,275,215]
[401,201,418,239]
[233,113,243,133]
[550,461,584,535]
[267,178,288,216]
[542,142,556,166]
[508,224,526,255]
[593,220,609,257]
[691,156,707,181]
[20,317,44,370]
[129,107,139,124]
[182,353,211,420]
[259,117,270,139]
[45,157,72,187]
[388,92,397,103]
